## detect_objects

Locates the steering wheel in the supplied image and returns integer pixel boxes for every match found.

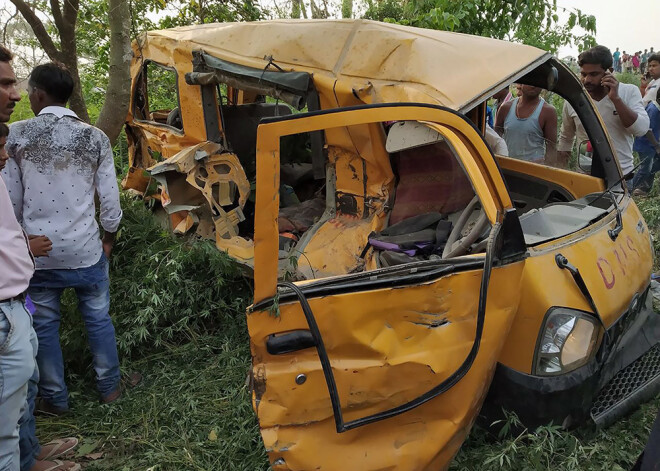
[442,196,490,259]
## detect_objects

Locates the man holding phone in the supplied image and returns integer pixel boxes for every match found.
[558,45,649,178]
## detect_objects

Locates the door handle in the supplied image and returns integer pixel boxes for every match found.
[266,330,316,355]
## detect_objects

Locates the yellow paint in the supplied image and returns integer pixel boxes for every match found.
[497,156,605,199]
[249,265,524,471]
[498,197,653,372]
[250,104,526,470]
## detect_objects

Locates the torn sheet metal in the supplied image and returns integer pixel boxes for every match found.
[147,141,254,262]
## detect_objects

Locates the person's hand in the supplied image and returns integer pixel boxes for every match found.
[28,235,52,257]
[601,72,620,100]
[655,144,660,155]
[557,150,571,168]
[102,239,114,259]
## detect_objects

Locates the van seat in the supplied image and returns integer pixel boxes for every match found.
[389,142,474,225]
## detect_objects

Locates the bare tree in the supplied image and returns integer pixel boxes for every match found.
[9,0,89,122]
[0,6,48,78]
[8,0,132,144]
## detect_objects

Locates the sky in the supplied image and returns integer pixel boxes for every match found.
[556,0,660,58]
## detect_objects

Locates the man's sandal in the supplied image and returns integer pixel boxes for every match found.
[36,437,79,461]
[30,460,81,471]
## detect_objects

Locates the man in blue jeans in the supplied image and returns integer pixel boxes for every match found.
[0,45,80,471]
[4,62,124,414]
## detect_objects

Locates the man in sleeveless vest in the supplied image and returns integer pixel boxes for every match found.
[494,84,557,164]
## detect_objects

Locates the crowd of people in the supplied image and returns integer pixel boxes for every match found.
[613,47,656,75]
[0,45,141,471]
[489,45,660,196]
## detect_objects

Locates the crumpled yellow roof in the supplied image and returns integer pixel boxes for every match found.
[141,19,551,111]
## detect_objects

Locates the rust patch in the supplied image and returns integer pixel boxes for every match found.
[252,365,267,407]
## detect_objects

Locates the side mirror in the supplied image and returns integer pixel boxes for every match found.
[577,139,592,174]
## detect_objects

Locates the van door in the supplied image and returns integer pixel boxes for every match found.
[247,104,526,471]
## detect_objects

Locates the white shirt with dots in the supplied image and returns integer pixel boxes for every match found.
[2,106,122,270]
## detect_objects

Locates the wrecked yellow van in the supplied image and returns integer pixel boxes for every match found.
[124,20,660,471]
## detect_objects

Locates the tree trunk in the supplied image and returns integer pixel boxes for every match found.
[60,49,89,123]
[94,0,131,144]
[9,0,90,122]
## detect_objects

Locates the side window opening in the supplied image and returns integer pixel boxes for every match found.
[212,84,322,242]
[133,61,182,131]
[491,85,615,246]
[276,121,486,281]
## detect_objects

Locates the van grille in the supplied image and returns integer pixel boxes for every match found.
[590,344,660,425]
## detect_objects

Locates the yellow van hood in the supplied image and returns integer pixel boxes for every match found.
[140,19,550,111]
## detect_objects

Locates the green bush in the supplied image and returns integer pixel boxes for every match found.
[616,72,642,87]
[59,193,252,373]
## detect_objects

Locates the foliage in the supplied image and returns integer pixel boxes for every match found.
[58,192,251,373]
[8,92,34,124]
[342,0,353,18]
[145,63,180,112]
[157,0,263,28]
[633,182,660,269]
[36,335,268,471]
[616,72,642,87]
[363,0,596,54]
[449,400,658,470]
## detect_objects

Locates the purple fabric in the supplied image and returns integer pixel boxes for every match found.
[368,238,432,256]
[24,295,35,315]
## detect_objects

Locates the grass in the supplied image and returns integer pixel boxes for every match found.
[37,335,268,471]
[34,189,660,470]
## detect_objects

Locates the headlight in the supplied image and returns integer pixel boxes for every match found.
[534,308,600,376]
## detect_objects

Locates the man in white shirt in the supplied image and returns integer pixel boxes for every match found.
[642,53,659,106]
[4,63,124,416]
[558,45,649,178]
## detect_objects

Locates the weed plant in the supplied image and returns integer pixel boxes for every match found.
[58,193,252,375]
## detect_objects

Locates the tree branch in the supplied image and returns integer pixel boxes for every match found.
[2,8,19,45]
[49,0,64,34]
[9,0,60,60]
[62,0,78,29]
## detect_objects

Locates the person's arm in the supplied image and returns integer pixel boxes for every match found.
[484,125,508,156]
[541,104,558,165]
[28,234,52,257]
[94,132,123,258]
[642,129,660,154]
[641,75,650,97]
[602,73,650,134]
[494,101,511,136]
[557,102,576,167]
[1,142,23,223]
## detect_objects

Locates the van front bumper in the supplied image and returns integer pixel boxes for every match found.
[483,285,660,429]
